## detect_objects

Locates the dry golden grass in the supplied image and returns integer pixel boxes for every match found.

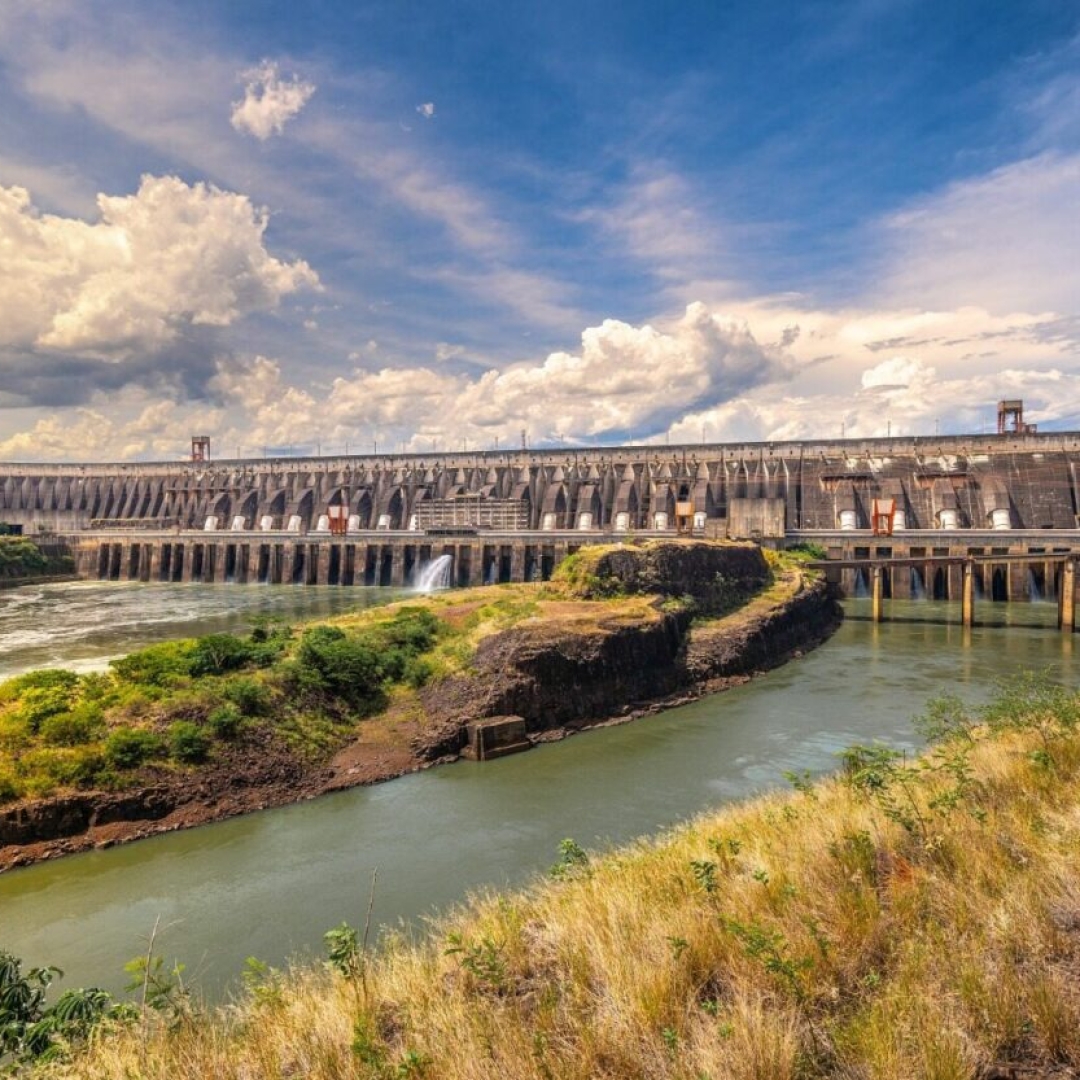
[38,691,1080,1080]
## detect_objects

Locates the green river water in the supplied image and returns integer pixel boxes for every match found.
[1,584,1076,998]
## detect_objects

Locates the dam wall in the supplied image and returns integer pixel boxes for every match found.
[4,431,1080,537]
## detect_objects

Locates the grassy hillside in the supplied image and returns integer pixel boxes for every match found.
[10,672,1080,1079]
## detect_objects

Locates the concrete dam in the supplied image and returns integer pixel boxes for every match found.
[4,429,1080,600]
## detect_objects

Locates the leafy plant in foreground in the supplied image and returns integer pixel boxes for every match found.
[0,951,128,1069]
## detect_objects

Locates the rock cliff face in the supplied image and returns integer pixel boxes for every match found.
[0,735,308,856]
[419,611,690,754]
[0,788,175,846]
[580,542,770,613]
[417,546,840,757]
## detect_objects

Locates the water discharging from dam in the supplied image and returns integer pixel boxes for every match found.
[414,554,453,592]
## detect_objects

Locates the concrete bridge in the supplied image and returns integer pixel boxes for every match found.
[5,430,1080,594]
[811,549,1080,630]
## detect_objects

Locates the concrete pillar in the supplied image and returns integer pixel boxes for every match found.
[126,542,140,581]
[390,546,406,587]
[1059,559,1075,633]
[468,543,485,586]
[962,560,975,628]
[947,564,963,603]
[281,542,297,584]
[510,543,526,583]
[141,543,155,582]
[316,544,331,585]
[871,564,883,623]
[1008,561,1028,602]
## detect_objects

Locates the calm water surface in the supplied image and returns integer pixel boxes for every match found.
[1,590,1077,997]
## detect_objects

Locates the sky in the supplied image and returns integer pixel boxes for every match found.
[0,0,1078,461]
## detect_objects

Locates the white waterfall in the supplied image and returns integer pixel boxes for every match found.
[415,554,453,592]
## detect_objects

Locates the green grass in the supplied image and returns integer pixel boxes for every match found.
[0,607,448,803]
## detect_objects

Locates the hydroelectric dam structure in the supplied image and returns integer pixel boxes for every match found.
[5,428,1080,610]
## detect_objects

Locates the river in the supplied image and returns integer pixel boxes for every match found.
[0,581,406,680]
[1,585,1076,998]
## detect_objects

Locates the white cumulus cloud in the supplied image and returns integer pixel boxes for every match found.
[231,60,316,140]
[0,175,319,360]
[416,102,435,119]
[207,303,788,454]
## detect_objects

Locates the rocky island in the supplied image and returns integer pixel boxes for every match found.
[0,540,838,870]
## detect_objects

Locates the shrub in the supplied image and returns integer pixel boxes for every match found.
[168,721,211,764]
[0,538,47,578]
[0,950,125,1065]
[207,703,243,739]
[246,623,291,666]
[0,668,79,705]
[39,703,105,747]
[222,677,270,716]
[188,634,254,677]
[104,726,165,770]
[15,746,105,789]
[0,769,21,802]
[78,672,115,702]
[0,669,80,732]
[785,541,827,561]
[110,642,193,687]
[402,655,435,689]
[377,646,409,683]
[382,607,440,652]
[0,714,32,755]
[294,626,383,710]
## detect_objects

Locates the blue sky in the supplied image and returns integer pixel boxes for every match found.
[0,0,1078,459]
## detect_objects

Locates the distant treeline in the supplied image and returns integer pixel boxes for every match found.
[0,537,75,580]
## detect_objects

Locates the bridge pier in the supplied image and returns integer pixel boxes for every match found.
[1059,559,1075,632]
[962,561,975,627]
[871,565,883,622]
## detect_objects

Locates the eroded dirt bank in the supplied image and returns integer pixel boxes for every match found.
[0,551,839,871]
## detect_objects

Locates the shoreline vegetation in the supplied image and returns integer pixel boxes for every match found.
[0,541,838,870]
[3,673,1079,1078]
[0,538,75,589]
